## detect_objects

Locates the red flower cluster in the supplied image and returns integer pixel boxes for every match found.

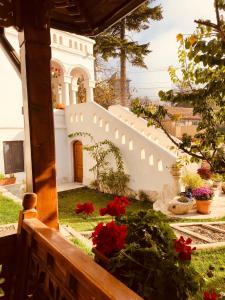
[75,202,95,216]
[92,221,127,256]
[174,236,196,261]
[99,196,129,217]
[197,167,212,180]
[203,291,217,300]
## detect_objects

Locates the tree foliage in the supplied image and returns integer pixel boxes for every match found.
[94,0,162,106]
[94,1,162,66]
[132,0,225,174]
[94,80,116,109]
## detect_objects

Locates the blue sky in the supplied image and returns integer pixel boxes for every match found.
[126,0,216,100]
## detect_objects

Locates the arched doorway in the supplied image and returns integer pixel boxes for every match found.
[51,61,63,108]
[73,141,83,182]
[70,67,89,104]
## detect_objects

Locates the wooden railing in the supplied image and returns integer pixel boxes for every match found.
[0,193,142,300]
[0,229,17,300]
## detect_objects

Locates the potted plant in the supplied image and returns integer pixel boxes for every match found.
[192,187,214,214]
[181,172,203,193]
[0,172,16,186]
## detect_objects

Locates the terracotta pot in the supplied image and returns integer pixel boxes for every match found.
[0,177,16,186]
[196,199,212,214]
[55,102,65,109]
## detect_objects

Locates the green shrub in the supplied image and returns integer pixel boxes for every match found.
[211,173,223,182]
[181,172,203,190]
[100,169,130,195]
[0,173,5,180]
[138,190,155,208]
[110,210,202,300]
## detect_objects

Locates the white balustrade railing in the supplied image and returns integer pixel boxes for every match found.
[50,29,94,57]
[109,105,180,152]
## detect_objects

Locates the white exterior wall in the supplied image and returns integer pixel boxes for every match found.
[0,28,95,184]
[0,30,24,182]
[66,102,178,203]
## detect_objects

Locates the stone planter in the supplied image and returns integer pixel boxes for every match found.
[0,177,16,186]
[168,197,194,215]
[196,199,213,214]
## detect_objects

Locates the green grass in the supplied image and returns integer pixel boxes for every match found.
[71,237,93,257]
[0,194,21,224]
[1,188,225,296]
[192,247,225,298]
[58,187,153,231]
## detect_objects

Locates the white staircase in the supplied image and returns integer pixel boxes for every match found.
[65,102,178,205]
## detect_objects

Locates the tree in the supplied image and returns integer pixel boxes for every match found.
[94,79,116,109]
[132,0,225,174]
[94,1,162,107]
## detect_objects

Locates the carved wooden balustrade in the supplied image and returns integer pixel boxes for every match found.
[0,193,143,300]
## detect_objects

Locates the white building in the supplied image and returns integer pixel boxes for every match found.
[0,28,180,208]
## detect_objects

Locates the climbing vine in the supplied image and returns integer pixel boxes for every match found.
[68,132,129,194]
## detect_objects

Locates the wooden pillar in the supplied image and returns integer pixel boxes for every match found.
[19,0,58,229]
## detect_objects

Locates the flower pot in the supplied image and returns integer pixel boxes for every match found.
[55,102,65,109]
[168,197,194,215]
[0,177,16,186]
[196,200,212,214]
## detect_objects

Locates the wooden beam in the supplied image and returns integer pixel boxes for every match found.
[19,0,58,229]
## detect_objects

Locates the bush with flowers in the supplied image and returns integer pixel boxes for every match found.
[75,197,203,300]
[192,187,214,200]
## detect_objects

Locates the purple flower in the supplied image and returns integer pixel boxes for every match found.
[192,187,214,200]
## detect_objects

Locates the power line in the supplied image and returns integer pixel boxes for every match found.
[132,87,171,89]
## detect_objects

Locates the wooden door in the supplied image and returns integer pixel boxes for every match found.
[73,141,83,182]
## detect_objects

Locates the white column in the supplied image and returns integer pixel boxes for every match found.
[71,83,78,104]
[86,80,95,102]
[63,75,72,106]
[58,84,63,104]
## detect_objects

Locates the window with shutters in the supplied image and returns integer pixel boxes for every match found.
[3,141,24,174]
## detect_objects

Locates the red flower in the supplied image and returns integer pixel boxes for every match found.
[174,236,196,260]
[203,291,217,300]
[114,196,129,206]
[92,221,127,256]
[99,196,129,217]
[75,202,94,216]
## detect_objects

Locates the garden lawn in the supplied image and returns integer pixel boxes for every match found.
[192,247,225,299]
[58,187,153,231]
[0,194,21,224]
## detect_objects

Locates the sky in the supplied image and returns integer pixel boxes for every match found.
[125,0,216,100]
